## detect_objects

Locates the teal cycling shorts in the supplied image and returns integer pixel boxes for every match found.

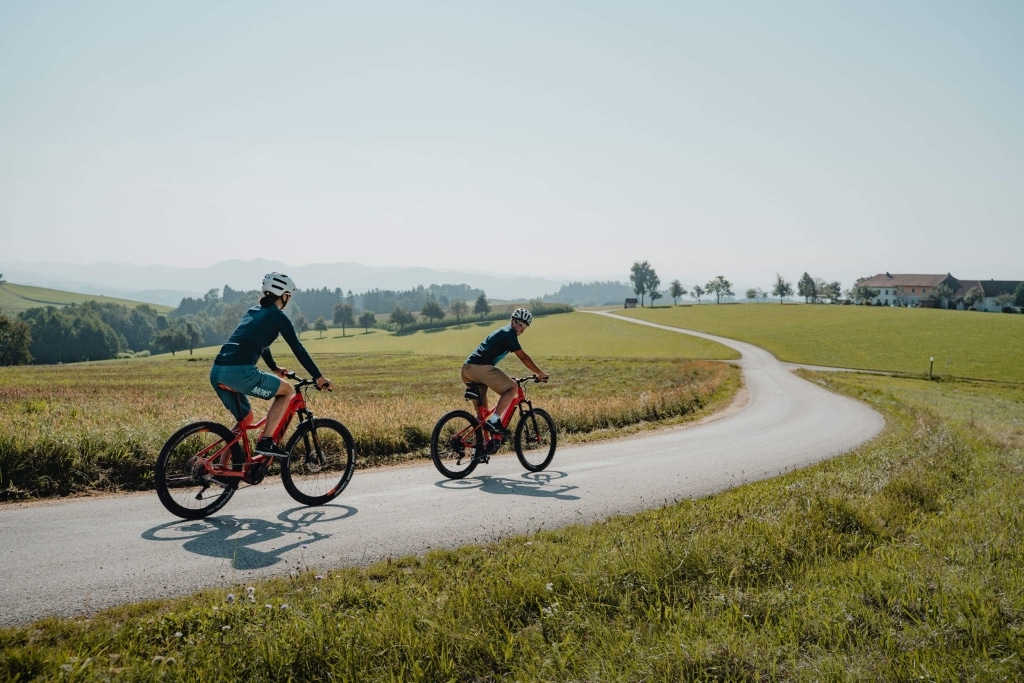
[209,364,282,422]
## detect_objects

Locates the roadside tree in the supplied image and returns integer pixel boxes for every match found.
[772,274,793,303]
[705,275,734,304]
[745,288,757,303]
[1014,282,1024,308]
[314,316,328,338]
[692,284,704,304]
[629,261,659,307]
[669,280,687,305]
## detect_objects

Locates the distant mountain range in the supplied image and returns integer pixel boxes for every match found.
[0,259,625,308]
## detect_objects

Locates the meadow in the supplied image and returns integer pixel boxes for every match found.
[0,281,172,316]
[0,312,737,500]
[2,306,1024,680]
[619,302,1024,383]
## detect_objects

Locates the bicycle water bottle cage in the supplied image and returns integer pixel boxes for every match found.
[464,384,483,401]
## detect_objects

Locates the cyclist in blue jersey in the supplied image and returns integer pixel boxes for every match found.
[210,272,333,457]
[461,307,548,435]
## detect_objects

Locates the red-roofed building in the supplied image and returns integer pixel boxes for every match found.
[856,273,1022,311]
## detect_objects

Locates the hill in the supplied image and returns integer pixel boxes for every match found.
[0,281,172,316]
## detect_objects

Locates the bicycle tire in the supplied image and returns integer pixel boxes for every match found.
[154,421,237,520]
[430,410,483,479]
[281,418,356,506]
[514,408,557,472]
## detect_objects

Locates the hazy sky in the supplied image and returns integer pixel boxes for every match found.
[2,0,1021,292]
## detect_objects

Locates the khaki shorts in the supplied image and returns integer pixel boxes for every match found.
[461,363,514,405]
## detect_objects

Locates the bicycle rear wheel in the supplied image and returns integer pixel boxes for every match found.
[430,410,483,479]
[154,421,237,520]
[515,408,557,472]
[281,418,356,506]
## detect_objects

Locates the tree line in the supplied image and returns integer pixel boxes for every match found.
[0,281,575,366]
[629,262,859,307]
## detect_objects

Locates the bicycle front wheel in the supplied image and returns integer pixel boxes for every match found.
[515,408,557,472]
[430,410,482,479]
[281,418,356,506]
[154,421,237,520]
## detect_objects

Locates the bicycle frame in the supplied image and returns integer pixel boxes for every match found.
[462,377,534,448]
[200,379,315,483]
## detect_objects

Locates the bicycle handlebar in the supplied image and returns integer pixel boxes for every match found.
[513,375,549,384]
[283,371,330,391]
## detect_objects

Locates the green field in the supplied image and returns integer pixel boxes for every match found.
[619,303,1024,383]
[0,281,171,316]
[3,307,1024,680]
[204,309,739,361]
[0,313,738,500]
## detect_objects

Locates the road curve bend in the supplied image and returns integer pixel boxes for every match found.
[0,314,883,627]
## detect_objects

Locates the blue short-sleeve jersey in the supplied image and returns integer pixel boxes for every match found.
[465,324,521,366]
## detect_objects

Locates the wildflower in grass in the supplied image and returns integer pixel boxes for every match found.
[222,625,230,631]
[315,574,324,580]
[546,582,554,591]
[174,631,183,638]
[247,586,256,602]
[226,593,235,604]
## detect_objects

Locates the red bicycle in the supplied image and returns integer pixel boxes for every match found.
[154,373,355,519]
[430,375,557,479]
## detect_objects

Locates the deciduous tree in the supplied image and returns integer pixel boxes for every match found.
[705,275,734,304]
[358,311,377,332]
[772,274,793,303]
[333,303,355,337]
[797,272,816,303]
[420,300,445,324]
[669,280,687,305]
[473,294,491,319]
[0,310,32,365]
[449,299,469,322]
[629,261,659,307]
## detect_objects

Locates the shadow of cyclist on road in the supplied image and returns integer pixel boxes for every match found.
[142,505,356,570]
[436,471,578,500]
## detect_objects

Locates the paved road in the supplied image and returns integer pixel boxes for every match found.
[0,314,884,627]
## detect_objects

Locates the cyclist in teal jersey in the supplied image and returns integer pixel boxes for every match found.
[461,307,548,435]
[210,272,333,457]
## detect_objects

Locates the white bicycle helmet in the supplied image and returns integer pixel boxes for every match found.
[262,272,296,296]
[511,307,533,325]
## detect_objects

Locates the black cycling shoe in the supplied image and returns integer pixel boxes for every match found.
[483,419,504,436]
[255,438,290,458]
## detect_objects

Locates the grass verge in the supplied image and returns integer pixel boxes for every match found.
[2,372,1022,680]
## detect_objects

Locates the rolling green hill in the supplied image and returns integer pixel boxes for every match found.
[0,281,172,316]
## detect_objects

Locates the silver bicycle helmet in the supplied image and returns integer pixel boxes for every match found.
[262,272,296,296]
[511,307,533,325]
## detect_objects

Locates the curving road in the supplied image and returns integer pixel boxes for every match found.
[0,314,883,627]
